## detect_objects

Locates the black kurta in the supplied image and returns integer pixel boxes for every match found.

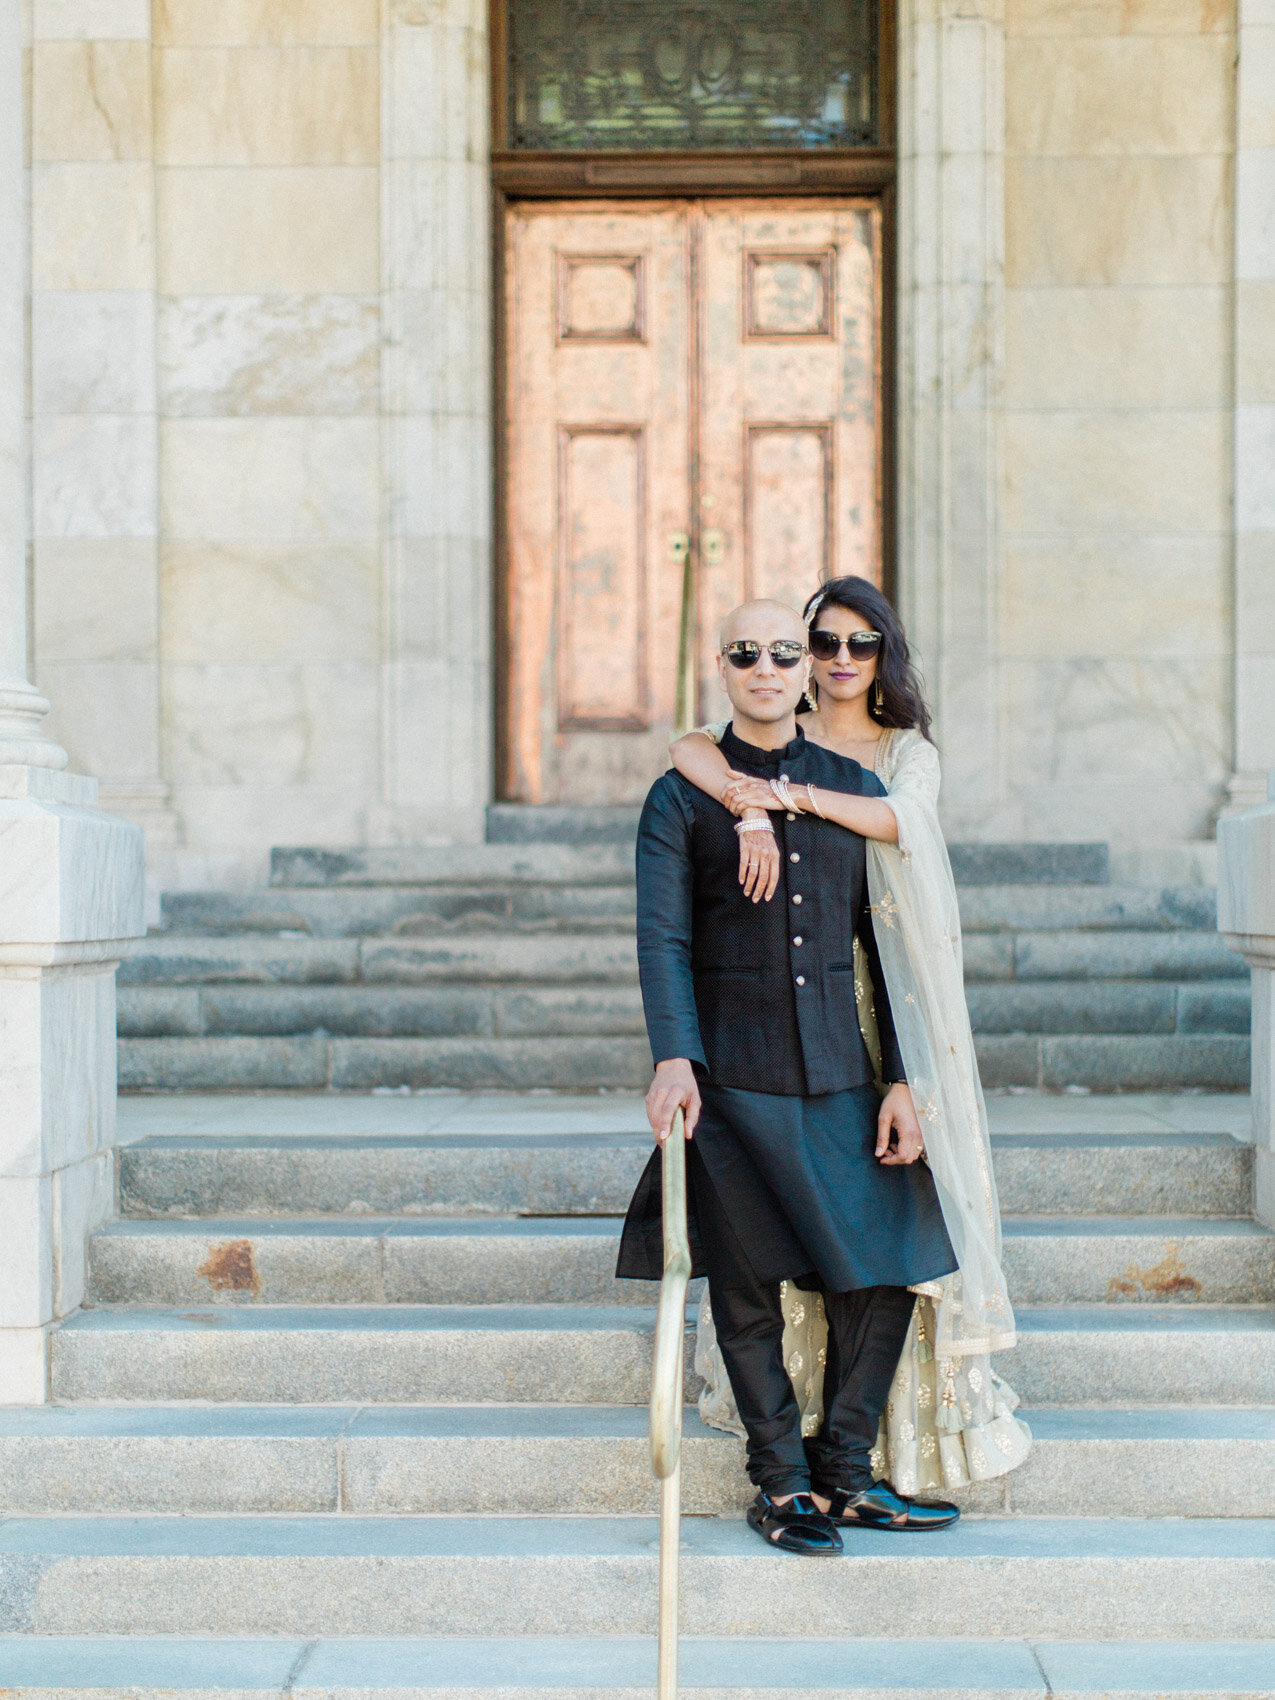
[617,723,956,1293]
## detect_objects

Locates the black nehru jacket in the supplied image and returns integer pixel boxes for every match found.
[637,723,905,1097]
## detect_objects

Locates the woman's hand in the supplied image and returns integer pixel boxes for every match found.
[737,809,780,903]
[721,771,785,817]
[876,1081,925,1165]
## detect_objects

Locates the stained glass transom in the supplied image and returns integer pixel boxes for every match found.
[506,0,879,152]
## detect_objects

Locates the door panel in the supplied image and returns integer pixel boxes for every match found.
[696,200,882,711]
[506,202,691,804]
[504,197,881,804]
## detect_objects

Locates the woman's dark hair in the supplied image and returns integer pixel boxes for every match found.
[801,575,933,740]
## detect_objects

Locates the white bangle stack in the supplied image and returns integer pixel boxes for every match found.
[734,817,775,836]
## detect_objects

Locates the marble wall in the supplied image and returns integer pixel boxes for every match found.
[996,0,1238,842]
[26,0,1264,878]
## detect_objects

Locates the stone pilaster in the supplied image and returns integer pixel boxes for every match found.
[1228,1,1275,813]
[895,0,1005,833]
[374,0,492,847]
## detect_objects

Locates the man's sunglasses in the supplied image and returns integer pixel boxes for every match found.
[808,629,883,662]
[721,639,808,670]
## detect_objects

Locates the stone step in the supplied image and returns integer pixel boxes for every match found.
[115,1035,654,1092]
[48,1303,1275,1405]
[0,1514,1270,1638]
[163,883,639,937]
[115,978,1250,1041]
[271,846,634,887]
[117,1130,1255,1221]
[119,929,1246,988]
[974,1034,1249,1092]
[84,1215,1275,1308]
[116,1032,1250,1093]
[158,883,1223,940]
[0,1634,1272,1698]
[2,1404,1273,1519]
[116,983,649,1040]
[119,933,640,987]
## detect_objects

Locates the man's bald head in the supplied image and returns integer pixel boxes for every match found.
[719,598,805,649]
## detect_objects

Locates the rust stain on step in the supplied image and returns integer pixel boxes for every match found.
[1106,1242,1201,1303]
[197,1238,261,1299]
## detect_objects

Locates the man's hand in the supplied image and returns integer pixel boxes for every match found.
[737,808,780,903]
[876,1081,925,1165]
[646,1057,701,1143]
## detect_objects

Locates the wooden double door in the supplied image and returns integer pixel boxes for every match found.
[504,197,883,804]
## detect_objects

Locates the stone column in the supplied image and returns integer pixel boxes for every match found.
[1218,783,1275,1229]
[0,0,145,1401]
[1228,1,1275,812]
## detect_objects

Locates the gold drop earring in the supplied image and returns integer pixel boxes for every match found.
[874,679,884,713]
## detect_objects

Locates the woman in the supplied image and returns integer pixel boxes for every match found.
[670,575,1032,1498]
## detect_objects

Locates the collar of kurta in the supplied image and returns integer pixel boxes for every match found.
[719,722,806,769]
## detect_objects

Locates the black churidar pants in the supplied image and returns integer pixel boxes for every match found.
[690,1141,915,1498]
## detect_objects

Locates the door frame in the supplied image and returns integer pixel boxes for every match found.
[490,0,898,800]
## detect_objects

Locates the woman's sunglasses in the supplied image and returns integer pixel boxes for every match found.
[808,629,883,662]
[720,639,808,670]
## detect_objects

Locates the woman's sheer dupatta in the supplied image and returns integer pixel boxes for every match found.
[694,726,1032,1493]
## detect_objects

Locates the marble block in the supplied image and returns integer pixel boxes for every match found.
[32,40,152,163]
[32,161,154,291]
[158,294,379,416]
[156,166,379,294]
[154,46,378,167]
[35,0,151,39]
[153,0,380,47]
[33,292,156,415]
[34,539,159,663]
[160,417,378,542]
[33,414,158,539]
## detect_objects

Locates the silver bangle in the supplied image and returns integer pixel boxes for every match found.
[770,776,801,813]
[806,783,825,820]
[734,818,775,836]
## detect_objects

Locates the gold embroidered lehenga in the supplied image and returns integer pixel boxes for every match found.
[693,725,1033,1495]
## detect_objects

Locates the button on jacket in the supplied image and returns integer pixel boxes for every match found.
[636,724,905,1097]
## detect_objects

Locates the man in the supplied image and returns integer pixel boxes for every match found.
[617,599,960,1555]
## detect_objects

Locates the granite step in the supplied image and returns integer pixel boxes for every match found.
[84,1215,1275,1308]
[271,845,635,887]
[115,978,1249,1041]
[119,932,640,987]
[122,927,1245,992]
[0,1515,1271,1639]
[116,1035,653,1092]
[1,1633,1272,1698]
[155,883,1223,940]
[2,1404,1273,1519]
[116,1031,1250,1093]
[117,1130,1255,1222]
[116,983,649,1041]
[48,1303,1275,1406]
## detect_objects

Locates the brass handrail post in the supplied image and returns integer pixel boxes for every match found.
[673,543,697,737]
[650,1108,691,1700]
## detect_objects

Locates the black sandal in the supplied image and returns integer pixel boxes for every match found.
[813,1479,959,1531]
[746,1491,843,1556]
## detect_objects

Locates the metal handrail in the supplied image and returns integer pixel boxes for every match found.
[650,1107,691,1700]
[673,542,697,737]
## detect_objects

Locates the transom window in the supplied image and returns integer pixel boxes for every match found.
[506,0,880,152]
